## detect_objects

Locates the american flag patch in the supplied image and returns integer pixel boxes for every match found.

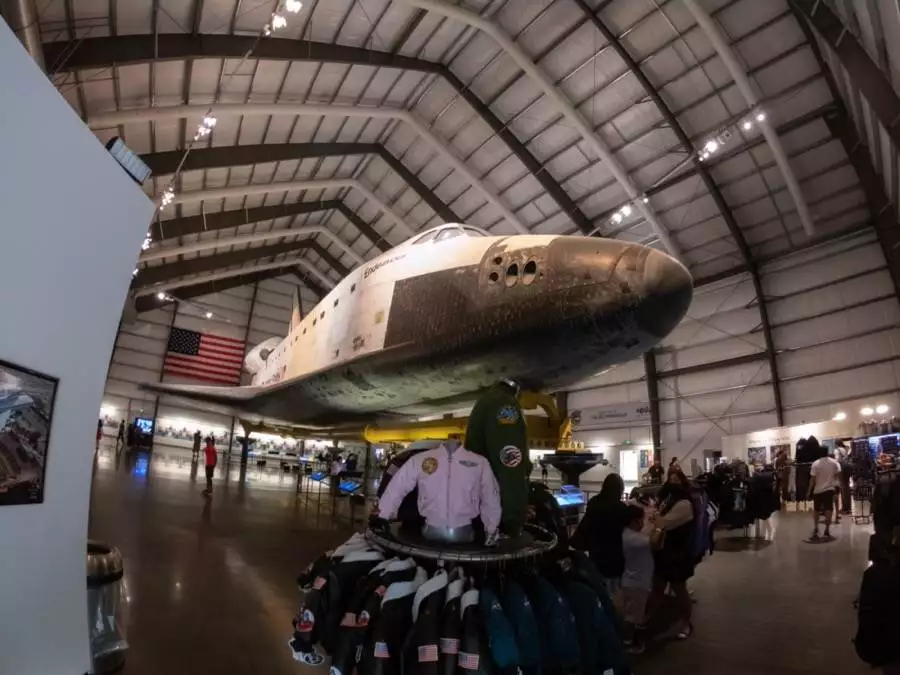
[340,612,356,627]
[312,576,327,590]
[374,642,390,659]
[459,652,480,670]
[418,644,439,663]
[439,637,459,654]
[374,585,387,597]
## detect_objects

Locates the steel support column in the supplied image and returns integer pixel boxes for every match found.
[1,0,44,70]
[790,0,900,148]
[643,350,662,463]
[576,1,783,426]
[142,143,461,223]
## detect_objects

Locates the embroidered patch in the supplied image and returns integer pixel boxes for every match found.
[374,641,390,659]
[496,405,520,425]
[459,460,478,468]
[374,584,387,597]
[418,644,439,662]
[499,445,522,468]
[356,610,370,627]
[340,612,356,627]
[440,638,460,654]
[422,457,439,475]
[312,576,327,590]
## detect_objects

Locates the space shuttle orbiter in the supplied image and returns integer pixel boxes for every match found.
[141,223,692,430]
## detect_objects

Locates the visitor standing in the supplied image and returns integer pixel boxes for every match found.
[192,430,202,462]
[202,437,217,498]
[616,504,654,653]
[116,420,125,450]
[808,451,841,540]
[571,473,630,593]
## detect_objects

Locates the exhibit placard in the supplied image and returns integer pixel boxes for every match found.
[570,402,651,430]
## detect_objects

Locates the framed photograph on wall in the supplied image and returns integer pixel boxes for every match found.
[0,359,58,506]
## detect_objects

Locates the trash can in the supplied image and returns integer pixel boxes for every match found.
[86,540,128,674]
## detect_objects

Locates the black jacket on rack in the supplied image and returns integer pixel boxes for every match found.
[361,568,427,675]
[439,574,464,675]
[402,570,448,675]
[458,589,494,675]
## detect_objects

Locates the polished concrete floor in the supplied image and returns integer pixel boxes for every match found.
[89,445,872,675]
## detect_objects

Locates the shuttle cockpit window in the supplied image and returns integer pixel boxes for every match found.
[406,223,489,247]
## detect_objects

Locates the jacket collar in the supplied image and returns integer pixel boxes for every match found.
[382,567,427,605]
[370,557,415,575]
[413,570,449,622]
[460,588,479,615]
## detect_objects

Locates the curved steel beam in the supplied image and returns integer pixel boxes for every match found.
[134,266,325,313]
[135,257,334,298]
[153,199,391,253]
[141,225,365,265]
[575,1,783,426]
[167,178,416,238]
[398,0,681,257]
[91,103,530,234]
[51,35,593,234]
[789,0,900,149]
[683,0,814,238]
[142,142,459,224]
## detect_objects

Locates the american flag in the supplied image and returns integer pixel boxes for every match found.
[458,652,479,670]
[373,642,390,659]
[164,327,244,385]
[417,644,439,663]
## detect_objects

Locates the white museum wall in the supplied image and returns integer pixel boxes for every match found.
[0,18,155,675]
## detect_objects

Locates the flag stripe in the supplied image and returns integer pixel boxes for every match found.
[199,333,244,346]
[166,353,242,371]
[197,344,244,360]
[165,359,241,379]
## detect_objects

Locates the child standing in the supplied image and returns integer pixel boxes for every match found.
[616,504,654,654]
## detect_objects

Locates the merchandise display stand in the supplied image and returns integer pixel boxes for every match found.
[853,481,874,524]
[365,523,557,563]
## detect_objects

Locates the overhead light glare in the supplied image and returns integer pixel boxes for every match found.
[263,24,272,36]
[742,120,752,131]
[642,196,649,204]
[610,212,623,225]
[861,406,875,416]
[704,139,719,153]
[205,312,213,319]
[621,204,632,217]
[285,0,303,12]
[876,404,890,415]
[756,111,766,122]
[272,13,287,29]
[132,268,139,277]
[833,412,847,421]
[156,292,167,301]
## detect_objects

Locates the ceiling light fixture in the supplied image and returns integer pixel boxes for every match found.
[285,0,303,12]
[205,312,213,319]
[610,212,623,225]
[756,111,766,122]
[621,204,632,217]
[704,139,719,153]
[742,120,752,131]
[642,196,649,204]
[833,412,847,421]
[876,404,890,415]
[156,292,167,301]
[861,406,875,416]
[272,13,287,29]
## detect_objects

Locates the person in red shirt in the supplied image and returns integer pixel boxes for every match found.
[202,436,217,498]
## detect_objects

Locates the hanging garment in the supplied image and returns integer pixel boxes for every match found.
[378,447,431,532]
[560,580,627,675]
[361,568,427,675]
[440,572,465,675]
[479,587,519,675]
[465,383,532,536]
[290,549,384,664]
[297,532,372,588]
[499,580,541,675]
[331,558,418,675]
[402,570,448,675]
[377,444,502,539]
[788,464,796,500]
[522,576,581,673]
[567,551,623,638]
[691,491,711,562]
[795,463,811,501]
[458,589,494,675]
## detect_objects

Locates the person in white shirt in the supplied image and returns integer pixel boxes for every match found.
[616,504,654,654]
[808,453,841,540]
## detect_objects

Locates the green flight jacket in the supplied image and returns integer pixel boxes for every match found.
[465,383,532,535]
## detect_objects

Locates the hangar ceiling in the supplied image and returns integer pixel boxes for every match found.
[19,0,900,430]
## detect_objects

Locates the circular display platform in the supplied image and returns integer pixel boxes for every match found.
[365,523,558,563]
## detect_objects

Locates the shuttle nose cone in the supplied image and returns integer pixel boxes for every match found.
[635,248,693,337]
